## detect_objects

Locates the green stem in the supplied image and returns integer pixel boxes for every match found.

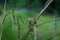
[1,0,7,40]
[36,0,53,21]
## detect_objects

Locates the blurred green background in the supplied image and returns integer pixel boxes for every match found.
[0,0,60,40]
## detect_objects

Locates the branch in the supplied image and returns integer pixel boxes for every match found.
[2,13,12,24]
[48,33,60,40]
[12,0,15,24]
[36,0,53,21]
[36,17,60,27]
[2,0,6,24]
[21,25,33,40]
[17,18,20,40]
[1,0,7,40]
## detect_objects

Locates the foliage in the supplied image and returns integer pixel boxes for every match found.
[0,0,60,40]
[0,10,60,40]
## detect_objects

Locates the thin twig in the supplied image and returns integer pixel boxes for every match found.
[2,0,6,24]
[54,11,58,29]
[48,33,60,40]
[1,0,7,40]
[12,0,15,24]
[36,18,60,27]
[21,25,33,40]
[34,26,37,40]
[2,13,12,24]
[36,0,53,21]
[36,28,47,40]
[17,18,20,40]
[49,7,58,30]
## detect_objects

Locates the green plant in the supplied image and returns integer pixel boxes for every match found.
[1,0,60,40]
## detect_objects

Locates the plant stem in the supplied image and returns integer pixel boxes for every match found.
[34,26,37,40]
[2,0,6,24]
[1,0,7,40]
[48,33,60,40]
[21,26,33,40]
[18,23,20,40]
[17,18,20,40]
[36,0,53,21]
[12,0,15,24]
[26,0,31,11]
[36,17,60,27]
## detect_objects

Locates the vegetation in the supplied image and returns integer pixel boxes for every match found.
[0,0,60,40]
